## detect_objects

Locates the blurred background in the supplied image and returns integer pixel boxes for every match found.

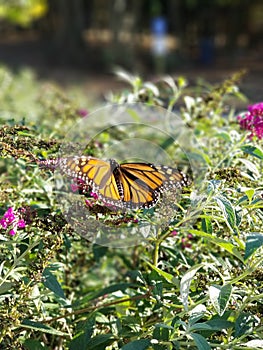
[0,0,262,102]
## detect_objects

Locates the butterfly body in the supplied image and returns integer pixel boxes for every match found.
[40,156,189,209]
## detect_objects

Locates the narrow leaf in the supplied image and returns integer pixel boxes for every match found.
[42,268,65,300]
[214,195,237,233]
[244,233,263,260]
[180,264,204,311]
[21,319,66,336]
[86,334,115,350]
[145,260,174,283]
[205,318,234,331]
[240,145,263,159]
[121,339,151,350]
[201,216,212,233]
[189,230,243,262]
[23,339,49,350]
[209,284,232,316]
[234,313,255,337]
[0,281,14,294]
[239,159,260,177]
[190,333,211,350]
[91,283,137,299]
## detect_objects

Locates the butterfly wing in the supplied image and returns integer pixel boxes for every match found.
[118,163,189,209]
[39,157,189,209]
[59,156,122,205]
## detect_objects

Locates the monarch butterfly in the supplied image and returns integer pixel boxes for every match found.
[39,156,190,209]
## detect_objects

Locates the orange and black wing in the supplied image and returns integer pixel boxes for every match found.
[59,156,123,205]
[39,157,189,209]
[117,162,189,209]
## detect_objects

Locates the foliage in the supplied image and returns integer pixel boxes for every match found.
[0,66,262,350]
[0,0,47,26]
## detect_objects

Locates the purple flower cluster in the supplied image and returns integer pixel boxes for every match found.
[170,230,194,249]
[0,207,26,236]
[237,102,263,140]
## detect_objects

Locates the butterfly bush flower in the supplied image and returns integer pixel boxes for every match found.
[90,192,99,200]
[170,230,178,236]
[0,207,26,236]
[77,108,89,117]
[237,102,263,140]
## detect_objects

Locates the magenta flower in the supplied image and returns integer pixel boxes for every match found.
[237,102,263,140]
[90,192,99,200]
[0,207,26,236]
[85,199,93,207]
[77,108,89,117]
[170,230,178,236]
[70,183,80,192]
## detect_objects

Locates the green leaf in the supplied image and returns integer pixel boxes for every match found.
[207,180,221,194]
[145,260,174,283]
[153,324,170,341]
[201,216,212,234]
[214,195,237,233]
[216,132,231,142]
[121,339,151,350]
[244,233,263,260]
[69,317,95,350]
[209,284,232,316]
[190,333,211,350]
[23,339,49,350]
[189,230,243,262]
[240,145,263,159]
[180,264,204,311]
[21,319,67,336]
[190,323,214,331]
[244,188,255,203]
[92,244,108,262]
[86,334,115,350]
[91,282,137,299]
[239,159,260,177]
[42,268,65,300]
[234,313,255,337]
[188,151,212,166]
[205,318,234,331]
[0,281,14,294]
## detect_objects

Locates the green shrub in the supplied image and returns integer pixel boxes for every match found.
[0,67,262,350]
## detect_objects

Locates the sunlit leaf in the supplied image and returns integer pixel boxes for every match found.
[244,233,263,260]
[214,195,237,233]
[180,264,204,311]
[189,230,243,262]
[240,145,263,160]
[209,284,232,316]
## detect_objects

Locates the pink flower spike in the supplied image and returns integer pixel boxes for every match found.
[17,220,26,229]
[170,230,178,236]
[237,101,263,140]
[4,208,15,222]
[9,229,16,236]
[0,219,7,229]
[70,183,79,192]
[5,207,14,216]
[90,192,99,200]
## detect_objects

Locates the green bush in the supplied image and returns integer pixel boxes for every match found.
[0,67,262,350]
